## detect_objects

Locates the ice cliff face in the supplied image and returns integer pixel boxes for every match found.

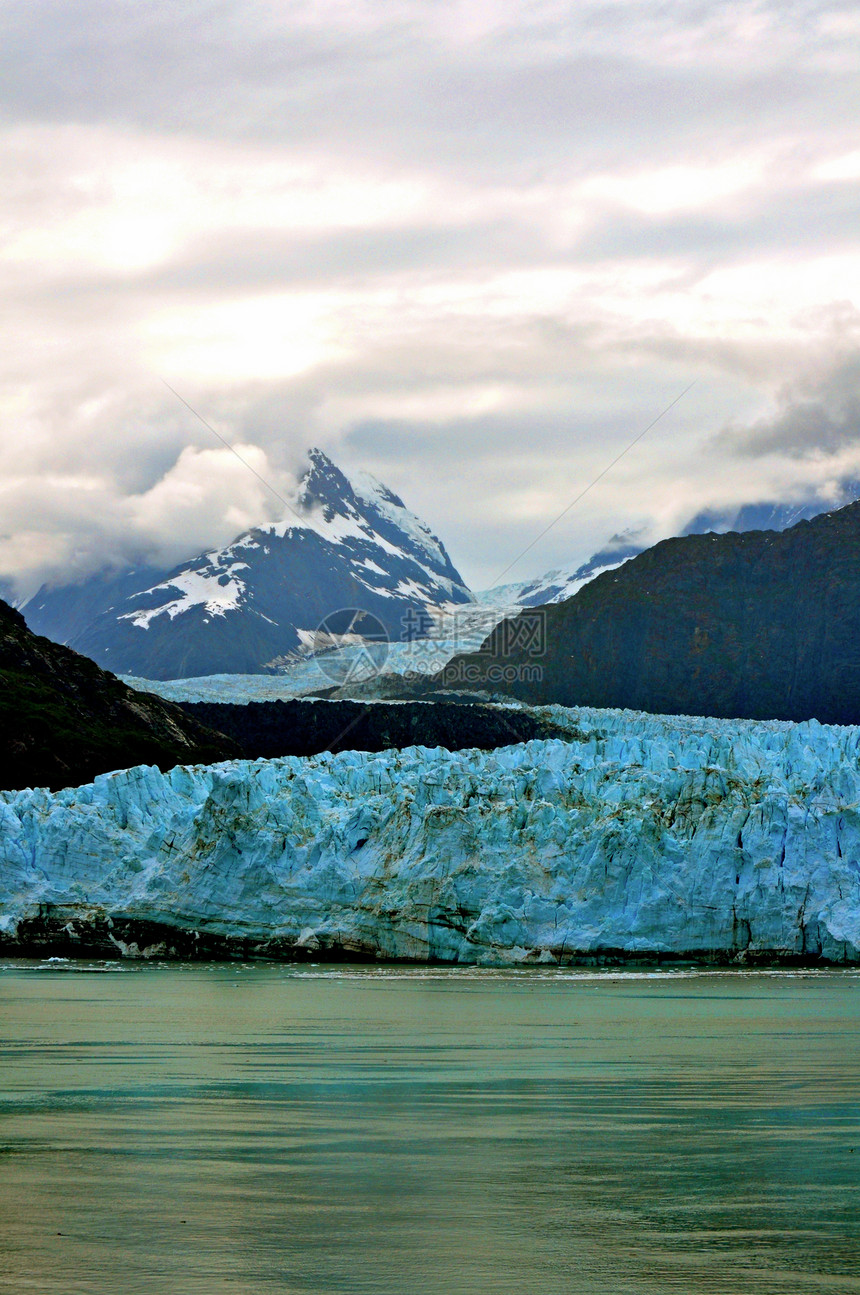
[2,707,859,963]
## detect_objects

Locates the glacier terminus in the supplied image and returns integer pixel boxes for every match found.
[2,705,859,964]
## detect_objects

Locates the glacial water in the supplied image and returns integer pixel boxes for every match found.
[0,963,858,1295]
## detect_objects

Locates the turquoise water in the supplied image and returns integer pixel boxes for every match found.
[0,962,858,1294]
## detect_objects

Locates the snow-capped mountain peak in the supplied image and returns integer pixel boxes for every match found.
[255,447,465,601]
[351,469,451,572]
[475,532,643,610]
[37,447,472,679]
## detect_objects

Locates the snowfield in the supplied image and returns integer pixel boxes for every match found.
[2,706,859,962]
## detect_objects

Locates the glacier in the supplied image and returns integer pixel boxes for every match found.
[2,706,860,963]
[120,602,517,703]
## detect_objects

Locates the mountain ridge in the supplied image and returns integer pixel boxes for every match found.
[476,481,860,610]
[439,499,860,724]
[0,597,237,791]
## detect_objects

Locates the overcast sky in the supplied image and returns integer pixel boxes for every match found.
[1,0,859,596]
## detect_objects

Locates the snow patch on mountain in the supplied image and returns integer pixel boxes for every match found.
[121,563,251,629]
[351,470,452,572]
[476,534,644,609]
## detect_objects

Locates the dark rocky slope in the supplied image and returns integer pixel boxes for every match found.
[0,592,567,793]
[178,698,568,759]
[438,501,860,724]
[0,599,238,791]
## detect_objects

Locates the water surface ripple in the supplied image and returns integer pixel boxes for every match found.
[1,963,858,1294]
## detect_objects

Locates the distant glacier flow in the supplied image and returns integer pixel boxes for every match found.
[2,707,859,963]
[121,602,515,702]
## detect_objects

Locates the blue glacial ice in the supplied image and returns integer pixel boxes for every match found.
[1,706,859,962]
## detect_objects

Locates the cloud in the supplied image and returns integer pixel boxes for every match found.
[717,350,860,458]
[128,444,298,555]
[0,444,299,599]
[0,0,860,594]
[1,1,855,163]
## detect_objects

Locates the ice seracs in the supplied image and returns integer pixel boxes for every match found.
[2,706,859,963]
